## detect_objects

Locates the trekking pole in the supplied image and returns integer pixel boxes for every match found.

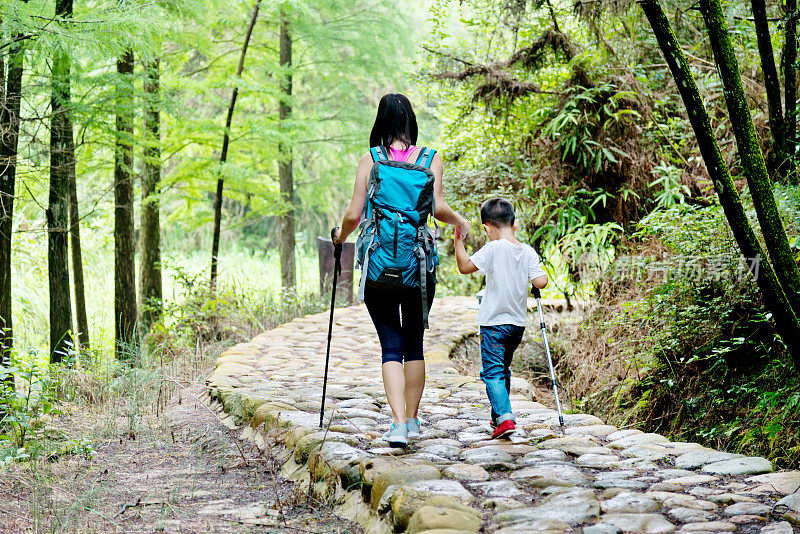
[532,287,564,429]
[320,227,342,428]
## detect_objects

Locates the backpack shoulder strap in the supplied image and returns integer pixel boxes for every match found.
[370,146,389,162]
[414,147,437,169]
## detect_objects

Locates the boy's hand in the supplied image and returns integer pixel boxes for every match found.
[454,226,462,241]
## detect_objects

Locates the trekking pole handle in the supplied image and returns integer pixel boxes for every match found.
[331,227,342,258]
[531,286,542,300]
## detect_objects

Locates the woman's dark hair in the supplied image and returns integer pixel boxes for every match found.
[369,93,418,150]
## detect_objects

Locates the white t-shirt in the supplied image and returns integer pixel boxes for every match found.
[470,238,546,327]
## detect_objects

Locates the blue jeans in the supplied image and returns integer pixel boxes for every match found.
[480,324,525,425]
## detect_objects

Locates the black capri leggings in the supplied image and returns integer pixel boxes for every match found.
[364,280,436,364]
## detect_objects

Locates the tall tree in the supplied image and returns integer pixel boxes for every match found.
[698,0,800,317]
[48,0,74,363]
[58,0,89,354]
[640,0,800,360]
[68,130,88,351]
[210,0,261,291]
[0,10,26,390]
[278,13,295,288]
[751,0,786,176]
[784,0,797,178]
[114,48,137,361]
[140,58,162,329]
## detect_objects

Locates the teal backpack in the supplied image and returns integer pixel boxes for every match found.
[356,146,440,328]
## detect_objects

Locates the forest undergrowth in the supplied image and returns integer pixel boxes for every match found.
[0,271,348,532]
[552,185,800,468]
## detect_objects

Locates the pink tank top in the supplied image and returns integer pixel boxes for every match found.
[388,144,417,163]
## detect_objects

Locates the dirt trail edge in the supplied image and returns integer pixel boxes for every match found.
[208,296,800,534]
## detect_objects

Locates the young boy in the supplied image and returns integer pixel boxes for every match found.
[454,198,548,439]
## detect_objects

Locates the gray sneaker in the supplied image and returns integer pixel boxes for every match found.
[383,422,408,448]
[407,417,421,438]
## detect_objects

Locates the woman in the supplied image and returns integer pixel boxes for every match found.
[333,93,470,446]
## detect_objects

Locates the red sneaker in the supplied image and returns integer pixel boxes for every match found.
[491,419,515,440]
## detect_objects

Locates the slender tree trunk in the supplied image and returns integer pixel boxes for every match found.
[0,23,25,389]
[48,0,74,363]
[68,128,88,351]
[54,0,88,353]
[784,0,797,179]
[699,0,800,318]
[279,15,295,289]
[140,59,162,329]
[641,0,800,361]
[751,0,786,177]
[114,49,137,361]
[210,0,261,291]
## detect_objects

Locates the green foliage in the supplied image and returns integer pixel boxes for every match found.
[569,195,800,467]
[0,355,65,462]
[626,276,800,466]
[541,83,638,174]
[638,203,736,256]
[161,260,326,345]
[650,162,690,210]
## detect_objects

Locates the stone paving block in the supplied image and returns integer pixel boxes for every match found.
[493,518,571,533]
[482,497,525,511]
[583,523,623,534]
[723,501,771,516]
[674,450,745,469]
[775,491,800,513]
[600,513,676,533]
[406,506,482,534]
[371,465,442,509]
[747,471,800,495]
[510,464,589,487]
[608,433,671,449]
[471,479,524,498]
[702,457,774,476]
[606,429,643,441]
[667,506,715,523]
[497,488,600,524]
[760,521,795,534]
[566,425,619,438]
[461,446,513,465]
[601,491,661,513]
[678,521,736,532]
[393,493,480,531]
[577,453,621,468]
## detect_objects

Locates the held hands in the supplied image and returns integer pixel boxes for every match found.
[455,217,471,240]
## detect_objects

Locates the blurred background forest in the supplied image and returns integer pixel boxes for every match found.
[3,0,800,483]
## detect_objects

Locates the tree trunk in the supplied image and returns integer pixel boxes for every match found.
[48,0,74,363]
[751,0,786,177]
[210,0,261,291]
[55,0,88,353]
[0,22,25,388]
[784,0,797,179]
[114,49,137,361]
[140,58,162,329]
[279,15,295,289]
[640,0,800,360]
[699,0,800,318]
[68,127,88,352]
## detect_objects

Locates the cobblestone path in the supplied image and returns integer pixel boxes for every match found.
[207,297,800,533]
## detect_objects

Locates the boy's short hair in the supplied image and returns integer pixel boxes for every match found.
[481,198,515,228]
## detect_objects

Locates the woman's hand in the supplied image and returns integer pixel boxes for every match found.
[332,227,343,244]
[456,216,471,238]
